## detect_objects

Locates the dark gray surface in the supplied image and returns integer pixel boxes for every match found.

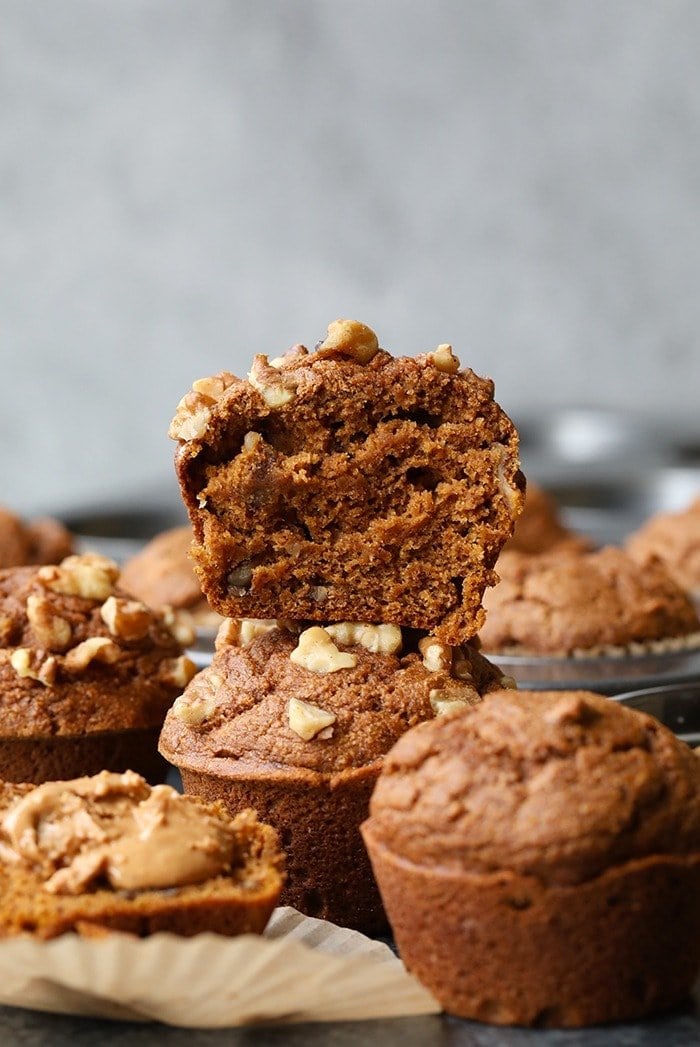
[1,997,700,1045]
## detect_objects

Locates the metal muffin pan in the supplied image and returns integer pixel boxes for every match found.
[616,681,700,747]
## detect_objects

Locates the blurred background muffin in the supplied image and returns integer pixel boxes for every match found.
[0,506,74,569]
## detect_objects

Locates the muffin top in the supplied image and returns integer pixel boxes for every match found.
[626,496,700,596]
[506,483,591,555]
[159,620,512,779]
[0,554,197,737]
[168,319,524,645]
[366,688,700,885]
[480,545,700,655]
[120,526,221,628]
[0,506,74,569]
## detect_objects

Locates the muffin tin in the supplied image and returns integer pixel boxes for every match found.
[616,681,700,746]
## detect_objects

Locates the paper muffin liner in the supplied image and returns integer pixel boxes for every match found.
[0,906,439,1027]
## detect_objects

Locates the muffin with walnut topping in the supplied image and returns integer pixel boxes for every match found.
[158,617,511,933]
[0,553,197,784]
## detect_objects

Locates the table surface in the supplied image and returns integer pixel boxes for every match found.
[1,990,700,1046]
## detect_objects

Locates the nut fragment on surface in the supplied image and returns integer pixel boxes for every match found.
[248,355,298,407]
[26,594,72,651]
[159,655,198,689]
[38,554,120,602]
[168,371,237,441]
[316,319,379,364]
[100,596,152,641]
[171,672,223,726]
[290,626,357,674]
[325,622,402,656]
[64,637,121,673]
[429,686,480,716]
[215,617,280,649]
[418,637,453,673]
[429,343,461,373]
[9,648,57,687]
[161,607,197,648]
[288,697,337,741]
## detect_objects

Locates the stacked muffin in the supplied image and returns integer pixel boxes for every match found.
[159,319,525,930]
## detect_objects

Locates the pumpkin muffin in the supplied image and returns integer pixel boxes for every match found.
[120,526,222,632]
[362,689,700,1026]
[480,545,700,657]
[626,496,700,602]
[159,618,511,933]
[0,553,197,783]
[168,319,524,645]
[0,506,74,569]
[0,770,283,938]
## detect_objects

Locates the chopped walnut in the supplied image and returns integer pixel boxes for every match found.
[64,637,121,673]
[161,607,197,648]
[418,637,453,673]
[0,615,15,646]
[100,596,152,642]
[168,372,237,442]
[243,431,262,452]
[159,655,197,689]
[171,672,223,726]
[288,697,336,741]
[325,622,402,656]
[316,319,379,364]
[429,685,480,716]
[492,443,523,515]
[26,594,72,651]
[215,617,280,649]
[290,627,357,674]
[38,554,119,602]
[248,355,298,407]
[429,343,460,373]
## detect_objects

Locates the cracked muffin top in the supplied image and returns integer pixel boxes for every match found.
[168,319,524,645]
[480,545,700,656]
[626,497,700,598]
[365,688,700,885]
[0,554,197,737]
[159,619,512,780]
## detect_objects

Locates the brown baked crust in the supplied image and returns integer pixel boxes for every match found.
[120,526,216,619]
[0,508,73,569]
[0,781,283,939]
[506,483,591,555]
[0,561,193,738]
[169,323,524,645]
[159,624,509,932]
[480,546,700,655]
[626,496,700,595]
[0,729,168,786]
[362,689,700,1025]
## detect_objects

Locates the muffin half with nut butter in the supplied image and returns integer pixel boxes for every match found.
[159,617,512,933]
[0,553,197,783]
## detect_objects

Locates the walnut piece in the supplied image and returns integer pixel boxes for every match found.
[168,371,237,442]
[325,622,402,656]
[100,596,152,641]
[418,637,453,673]
[288,697,336,741]
[171,671,223,726]
[248,355,297,407]
[64,637,121,673]
[161,607,197,648]
[38,554,119,602]
[429,685,480,716]
[26,594,72,651]
[429,343,460,373]
[159,655,197,689]
[290,626,357,674]
[316,319,379,363]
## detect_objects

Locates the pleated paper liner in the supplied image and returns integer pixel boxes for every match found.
[0,906,439,1027]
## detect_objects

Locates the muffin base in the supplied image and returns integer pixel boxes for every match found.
[179,762,386,934]
[363,831,700,1027]
[0,728,168,785]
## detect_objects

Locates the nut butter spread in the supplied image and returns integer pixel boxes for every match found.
[0,770,238,894]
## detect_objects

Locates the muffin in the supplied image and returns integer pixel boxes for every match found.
[0,552,197,783]
[159,618,512,932]
[168,319,524,645]
[0,506,74,568]
[0,770,283,938]
[626,496,700,602]
[480,545,700,656]
[362,688,700,1026]
[120,526,222,632]
[506,483,591,555]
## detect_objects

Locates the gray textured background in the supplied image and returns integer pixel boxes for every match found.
[2,0,699,517]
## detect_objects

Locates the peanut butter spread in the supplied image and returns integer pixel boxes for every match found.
[0,771,238,894]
